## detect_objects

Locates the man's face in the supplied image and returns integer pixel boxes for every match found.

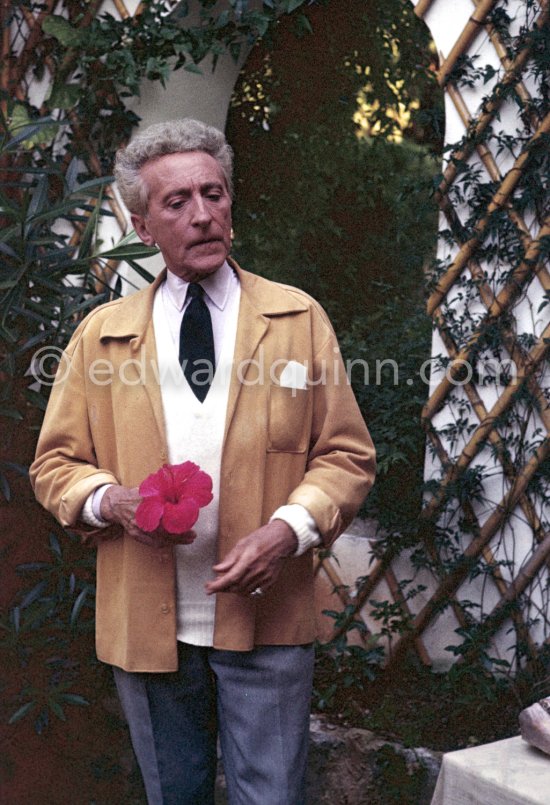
[131,151,232,282]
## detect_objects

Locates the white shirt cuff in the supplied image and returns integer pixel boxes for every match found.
[270,504,321,556]
[80,484,113,528]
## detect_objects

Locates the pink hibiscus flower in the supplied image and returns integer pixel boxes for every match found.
[135,461,213,535]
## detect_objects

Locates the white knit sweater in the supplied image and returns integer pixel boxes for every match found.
[152,282,240,646]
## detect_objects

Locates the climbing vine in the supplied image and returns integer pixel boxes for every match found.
[384,0,550,677]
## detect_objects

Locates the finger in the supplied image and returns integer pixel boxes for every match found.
[212,543,258,572]
[212,555,237,572]
[172,530,197,545]
[214,558,250,585]
[131,531,161,547]
[241,570,277,593]
[206,573,242,594]
[130,527,172,548]
[206,566,257,594]
[152,528,196,545]
[207,575,270,596]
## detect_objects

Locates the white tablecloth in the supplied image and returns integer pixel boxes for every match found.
[430,735,550,805]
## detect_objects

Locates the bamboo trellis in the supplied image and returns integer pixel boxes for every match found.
[315,0,550,671]
[3,0,549,670]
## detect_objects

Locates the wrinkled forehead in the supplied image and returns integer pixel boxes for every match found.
[139,150,230,210]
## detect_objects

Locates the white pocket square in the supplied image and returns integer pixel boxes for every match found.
[279,361,308,390]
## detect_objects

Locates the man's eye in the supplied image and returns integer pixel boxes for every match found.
[169,200,184,209]
[207,193,221,201]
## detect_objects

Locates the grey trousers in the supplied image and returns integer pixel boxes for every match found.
[114,643,315,805]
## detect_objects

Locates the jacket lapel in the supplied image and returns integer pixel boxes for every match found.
[99,272,168,452]
[223,259,309,443]
[223,283,269,443]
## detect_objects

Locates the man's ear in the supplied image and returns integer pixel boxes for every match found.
[131,213,155,246]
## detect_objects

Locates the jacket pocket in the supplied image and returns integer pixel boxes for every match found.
[267,385,310,453]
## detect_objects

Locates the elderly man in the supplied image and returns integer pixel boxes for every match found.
[30,119,375,805]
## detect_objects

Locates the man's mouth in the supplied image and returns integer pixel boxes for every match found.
[191,238,221,247]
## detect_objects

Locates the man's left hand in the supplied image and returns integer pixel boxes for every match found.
[205,520,297,596]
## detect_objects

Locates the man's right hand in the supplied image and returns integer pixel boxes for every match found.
[100,485,196,548]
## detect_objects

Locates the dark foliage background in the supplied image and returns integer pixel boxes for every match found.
[227,0,442,540]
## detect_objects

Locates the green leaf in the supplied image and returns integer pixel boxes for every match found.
[25,390,48,412]
[110,229,147,249]
[48,698,66,721]
[0,242,19,258]
[59,693,89,707]
[295,12,312,35]
[27,175,49,220]
[229,42,242,62]
[215,9,230,27]
[243,10,270,36]
[95,242,159,261]
[27,197,99,226]
[20,580,49,609]
[65,158,80,193]
[123,258,156,284]
[184,63,203,74]
[0,406,23,421]
[6,107,59,148]
[0,261,27,290]
[72,176,113,194]
[49,533,62,557]
[47,83,81,111]
[0,472,11,502]
[42,15,84,47]
[283,0,304,13]
[12,607,20,634]
[16,562,51,571]
[8,701,36,725]
[78,188,103,259]
[70,587,89,627]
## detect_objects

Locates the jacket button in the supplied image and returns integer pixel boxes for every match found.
[159,553,169,563]
[160,603,170,614]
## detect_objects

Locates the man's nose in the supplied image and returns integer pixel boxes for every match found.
[190,195,211,225]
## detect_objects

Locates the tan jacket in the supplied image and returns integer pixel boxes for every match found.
[30,261,375,671]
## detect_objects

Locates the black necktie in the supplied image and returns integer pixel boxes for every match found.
[178,283,215,402]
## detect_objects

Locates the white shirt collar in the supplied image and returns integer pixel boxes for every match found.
[164,260,233,312]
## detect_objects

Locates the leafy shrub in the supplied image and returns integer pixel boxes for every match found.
[0,116,157,448]
[2,532,95,733]
[0,117,156,736]
[231,124,438,538]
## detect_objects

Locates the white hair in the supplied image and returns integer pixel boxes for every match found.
[114,119,234,215]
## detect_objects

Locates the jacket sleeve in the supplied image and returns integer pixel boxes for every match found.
[287,311,376,547]
[29,322,119,529]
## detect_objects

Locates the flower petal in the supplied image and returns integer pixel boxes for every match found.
[185,470,213,506]
[173,461,199,478]
[162,498,200,534]
[139,465,170,497]
[135,497,164,531]
[171,462,198,493]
